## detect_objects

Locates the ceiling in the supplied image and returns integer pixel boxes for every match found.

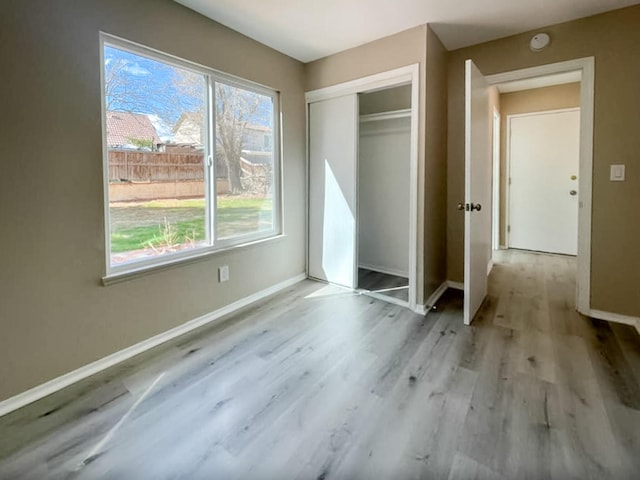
[175,0,640,62]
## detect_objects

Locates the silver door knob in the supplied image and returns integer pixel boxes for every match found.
[457,203,465,211]
[570,190,577,196]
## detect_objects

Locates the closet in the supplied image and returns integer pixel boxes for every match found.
[357,85,411,304]
[307,66,418,309]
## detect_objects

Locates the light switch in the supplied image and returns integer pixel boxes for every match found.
[610,164,625,181]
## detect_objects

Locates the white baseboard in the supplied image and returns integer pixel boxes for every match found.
[414,304,428,315]
[414,281,451,315]
[0,273,307,418]
[426,281,449,309]
[358,263,408,278]
[589,309,640,335]
[447,280,464,291]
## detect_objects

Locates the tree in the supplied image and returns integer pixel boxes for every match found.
[104,46,205,136]
[104,46,272,194]
[171,73,272,194]
[215,83,261,194]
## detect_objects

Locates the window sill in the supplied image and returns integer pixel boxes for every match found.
[102,234,286,286]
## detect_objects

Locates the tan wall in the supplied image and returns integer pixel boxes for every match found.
[447,5,640,317]
[359,84,412,115]
[423,26,449,299]
[0,0,306,401]
[498,83,581,245]
[305,25,450,303]
[305,26,427,92]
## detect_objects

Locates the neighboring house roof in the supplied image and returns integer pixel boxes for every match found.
[106,111,161,148]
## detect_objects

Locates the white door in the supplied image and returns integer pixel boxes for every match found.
[464,60,492,325]
[508,109,580,255]
[308,95,358,288]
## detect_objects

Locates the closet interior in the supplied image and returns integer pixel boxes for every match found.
[357,84,412,305]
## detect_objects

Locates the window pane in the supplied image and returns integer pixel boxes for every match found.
[104,45,208,266]
[214,82,275,240]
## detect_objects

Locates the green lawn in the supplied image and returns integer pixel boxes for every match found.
[110,197,273,253]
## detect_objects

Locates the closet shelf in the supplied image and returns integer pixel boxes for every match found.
[359,108,411,123]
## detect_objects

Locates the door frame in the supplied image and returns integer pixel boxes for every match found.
[505,107,580,251]
[486,57,594,314]
[305,64,421,312]
[492,108,501,252]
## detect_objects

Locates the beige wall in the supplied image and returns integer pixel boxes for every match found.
[305,26,427,92]
[0,0,306,401]
[359,84,411,115]
[305,25,450,303]
[498,83,581,245]
[423,26,449,299]
[447,5,640,317]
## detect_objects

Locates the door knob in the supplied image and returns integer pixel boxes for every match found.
[570,190,577,196]
[458,203,482,212]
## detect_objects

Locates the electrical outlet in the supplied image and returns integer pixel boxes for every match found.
[218,265,229,283]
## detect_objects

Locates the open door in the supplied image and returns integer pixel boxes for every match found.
[308,95,358,288]
[463,60,492,325]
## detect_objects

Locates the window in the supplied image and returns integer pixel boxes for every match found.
[102,36,280,276]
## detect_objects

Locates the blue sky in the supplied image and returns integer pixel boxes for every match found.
[104,45,273,140]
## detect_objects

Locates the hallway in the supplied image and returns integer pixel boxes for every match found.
[0,251,638,479]
[469,249,640,478]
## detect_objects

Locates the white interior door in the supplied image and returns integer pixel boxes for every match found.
[464,60,492,325]
[308,95,358,288]
[508,109,580,255]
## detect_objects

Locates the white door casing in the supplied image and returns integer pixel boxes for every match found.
[464,60,492,325]
[492,109,501,251]
[508,109,580,255]
[484,57,594,316]
[308,95,358,288]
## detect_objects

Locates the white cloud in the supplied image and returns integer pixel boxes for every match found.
[123,62,150,76]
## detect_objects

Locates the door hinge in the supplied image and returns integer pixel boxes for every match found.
[508,177,512,186]
[206,155,213,168]
[507,225,511,233]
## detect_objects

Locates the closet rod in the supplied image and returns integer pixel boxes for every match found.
[359,108,411,123]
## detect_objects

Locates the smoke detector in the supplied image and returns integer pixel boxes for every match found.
[529,33,551,52]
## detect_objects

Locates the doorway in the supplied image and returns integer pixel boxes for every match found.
[306,65,420,312]
[356,85,412,305]
[463,58,595,324]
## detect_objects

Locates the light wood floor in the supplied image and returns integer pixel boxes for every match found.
[358,268,409,302]
[1,250,639,479]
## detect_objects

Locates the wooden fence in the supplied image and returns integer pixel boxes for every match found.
[108,150,223,182]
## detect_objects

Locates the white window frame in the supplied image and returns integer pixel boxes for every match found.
[100,33,282,284]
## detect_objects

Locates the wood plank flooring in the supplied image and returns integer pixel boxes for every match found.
[358,268,409,302]
[0,250,638,479]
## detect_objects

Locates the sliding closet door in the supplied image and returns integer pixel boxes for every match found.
[308,95,358,288]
